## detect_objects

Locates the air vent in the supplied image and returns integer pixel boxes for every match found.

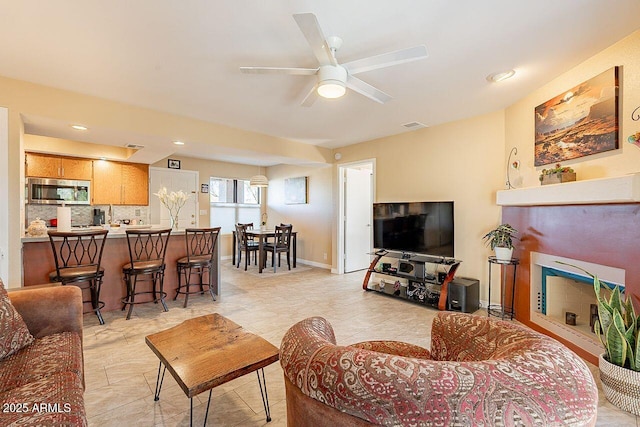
[125,143,145,149]
[402,121,427,130]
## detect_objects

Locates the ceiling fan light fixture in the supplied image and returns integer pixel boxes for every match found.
[317,80,346,98]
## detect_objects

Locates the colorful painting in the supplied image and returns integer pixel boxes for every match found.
[534,67,619,166]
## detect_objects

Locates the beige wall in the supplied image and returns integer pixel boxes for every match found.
[505,29,640,184]
[264,164,333,268]
[333,110,507,293]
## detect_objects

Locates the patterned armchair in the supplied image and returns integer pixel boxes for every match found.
[280,312,598,427]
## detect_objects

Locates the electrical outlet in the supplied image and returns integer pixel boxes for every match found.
[135,209,141,216]
[323,253,327,260]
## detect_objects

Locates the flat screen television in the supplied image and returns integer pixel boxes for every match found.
[373,201,454,257]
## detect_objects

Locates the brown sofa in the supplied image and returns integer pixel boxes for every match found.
[0,283,87,426]
[280,312,598,427]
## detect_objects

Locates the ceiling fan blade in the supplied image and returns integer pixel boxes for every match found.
[346,76,392,104]
[293,13,337,66]
[343,45,428,75]
[301,83,318,107]
[240,66,318,75]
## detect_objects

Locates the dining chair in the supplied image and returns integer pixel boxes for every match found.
[263,224,293,273]
[47,229,109,324]
[235,224,259,270]
[121,228,172,320]
[175,227,221,307]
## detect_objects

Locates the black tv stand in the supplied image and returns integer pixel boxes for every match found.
[362,250,461,311]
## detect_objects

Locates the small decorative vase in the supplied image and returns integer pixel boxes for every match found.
[599,353,640,416]
[170,214,179,230]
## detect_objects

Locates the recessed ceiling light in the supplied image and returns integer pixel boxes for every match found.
[486,70,516,83]
[173,140,185,146]
[70,124,88,131]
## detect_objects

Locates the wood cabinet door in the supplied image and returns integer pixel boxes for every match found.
[122,163,149,205]
[26,153,61,178]
[92,160,122,205]
[60,157,92,180]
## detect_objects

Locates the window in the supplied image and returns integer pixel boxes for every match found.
[209,177,260,233]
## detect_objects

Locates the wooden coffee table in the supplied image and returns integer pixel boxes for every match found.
[145,313,280,425]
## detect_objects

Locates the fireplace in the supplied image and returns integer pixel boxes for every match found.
[498,175,640,364]
[529,252,625,359]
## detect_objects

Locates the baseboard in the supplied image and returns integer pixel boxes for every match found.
[296,259,331,270]
[222,255,331,270]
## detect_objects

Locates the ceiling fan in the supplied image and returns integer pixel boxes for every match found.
[240,13,428,106]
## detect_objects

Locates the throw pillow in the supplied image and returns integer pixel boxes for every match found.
[0,279,34,359]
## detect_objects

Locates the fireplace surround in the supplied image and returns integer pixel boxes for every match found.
[498,174,640,364]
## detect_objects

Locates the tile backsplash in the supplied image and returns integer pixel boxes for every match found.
[26,204,149,227]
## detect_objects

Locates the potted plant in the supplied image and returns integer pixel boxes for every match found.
[558,262,640,415]
[482,224,518,262]
[539,163,576,185]
[593,275,640,415]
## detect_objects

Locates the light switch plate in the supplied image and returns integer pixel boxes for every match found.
[199,210,207,215]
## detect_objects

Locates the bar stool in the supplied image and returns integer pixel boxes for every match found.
[47,229,109,324]
[121,228,171,320]
[175,227,221,308]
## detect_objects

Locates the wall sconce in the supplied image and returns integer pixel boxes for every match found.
[506,147,518,189]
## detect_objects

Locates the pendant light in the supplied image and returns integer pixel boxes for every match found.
[249,175,269,187]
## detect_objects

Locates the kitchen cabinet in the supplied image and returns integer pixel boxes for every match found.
[92,160,149,205]
[25,152,92,180]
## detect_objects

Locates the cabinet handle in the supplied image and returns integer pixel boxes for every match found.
[61,167,64,177]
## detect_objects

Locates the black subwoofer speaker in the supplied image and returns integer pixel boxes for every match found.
[447,277,480,313]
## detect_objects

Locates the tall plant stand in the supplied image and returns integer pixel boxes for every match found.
[487,256,519,320]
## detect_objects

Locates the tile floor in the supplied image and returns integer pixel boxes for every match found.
[83,262,639,426]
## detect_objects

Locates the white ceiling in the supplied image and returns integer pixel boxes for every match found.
[1,1,640,165]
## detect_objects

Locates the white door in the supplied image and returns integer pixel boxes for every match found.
[149,168,198,229]
[344,167,372,272]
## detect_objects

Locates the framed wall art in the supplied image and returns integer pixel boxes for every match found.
[168,159,181,169]
[285,176,308,204]
[534,66,619,166]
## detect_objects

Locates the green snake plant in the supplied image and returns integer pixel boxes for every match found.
[558,262,640,371]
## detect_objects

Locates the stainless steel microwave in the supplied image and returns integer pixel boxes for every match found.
[27,178,91,205]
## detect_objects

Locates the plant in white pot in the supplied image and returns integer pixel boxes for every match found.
[482,224,518,262]
[557,262,640,415]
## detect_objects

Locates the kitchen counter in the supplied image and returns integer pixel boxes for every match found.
[22,228,220,313]
[22,225,173,242]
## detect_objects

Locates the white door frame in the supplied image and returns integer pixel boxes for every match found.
[336,159,375,275]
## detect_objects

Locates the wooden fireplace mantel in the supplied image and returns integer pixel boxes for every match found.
[497,173,640,206]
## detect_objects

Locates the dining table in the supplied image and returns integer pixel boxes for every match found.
[231,228,297,273]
